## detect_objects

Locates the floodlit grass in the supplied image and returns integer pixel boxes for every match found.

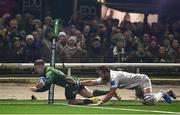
[0,100,180,114]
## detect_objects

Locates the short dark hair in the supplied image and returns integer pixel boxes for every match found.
[97,66,110,73]
[34,59,45,66]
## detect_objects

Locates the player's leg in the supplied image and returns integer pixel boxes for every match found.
[135,87,144,101]
[79,86,121,99]
[141,74,172,105]
[67,99,86,105]
[79,86,121,102]
[65,84,97,105]
[78,86,109,98]
[166,89,176,99]
[143,87,172,105]
[78,86,107,104]
[134,74,155,105]
[78,86,93,97]
[143,87,158,105]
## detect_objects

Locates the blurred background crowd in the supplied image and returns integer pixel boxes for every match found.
[0,12,179,63]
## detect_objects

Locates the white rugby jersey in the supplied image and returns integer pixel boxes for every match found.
[96,70,142,89]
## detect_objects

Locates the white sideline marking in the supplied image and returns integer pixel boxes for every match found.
[1,102,180,114]
[60,103,180,114]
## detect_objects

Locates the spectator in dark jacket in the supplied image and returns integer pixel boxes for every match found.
[168,39,179,62]
[88,36,104,63]
[127,44,152,63]
[24,35,41,62]
[6,37,25,62]
[60,36,85,63]
[154,46,172,63]
[146,40,159,61]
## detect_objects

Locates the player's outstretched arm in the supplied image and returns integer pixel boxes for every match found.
[30,83,51,92]
[30,82,44,92]
[80,80,99,86]
[30,76,51,92]
[67,77,100,86]
[97,88,117,106]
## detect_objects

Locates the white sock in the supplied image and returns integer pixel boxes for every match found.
[154,92,164,102]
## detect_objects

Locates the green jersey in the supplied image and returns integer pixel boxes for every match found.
[36,66,84,100]
[42,66,68,87]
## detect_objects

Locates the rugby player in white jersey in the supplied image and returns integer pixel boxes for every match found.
[67,66,176,105]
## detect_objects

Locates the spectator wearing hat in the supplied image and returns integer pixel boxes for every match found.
[41,16,53,41]
[88,36,105,63]
[58,31,68,46]
[56,31,68,62]
[33,19,42,32]
[59,36,85,63]
[24,35,41,62]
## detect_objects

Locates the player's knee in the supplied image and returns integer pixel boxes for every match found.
[143,95,156,105]
[143,99,156,105]
[67,99,76,105]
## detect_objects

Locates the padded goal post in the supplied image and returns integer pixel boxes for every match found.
[48,19,60,104]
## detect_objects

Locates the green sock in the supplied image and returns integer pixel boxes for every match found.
[93,90,109,96]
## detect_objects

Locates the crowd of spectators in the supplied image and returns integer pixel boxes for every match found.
[0,12,179,63]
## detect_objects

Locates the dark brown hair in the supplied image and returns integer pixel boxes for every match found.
[34,59,45,66]
[97,66,110,73]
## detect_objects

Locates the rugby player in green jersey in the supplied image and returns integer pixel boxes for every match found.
[30,59,121,105]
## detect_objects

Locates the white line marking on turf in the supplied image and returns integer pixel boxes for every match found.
[60,103,180,114]
[1,102,180,114]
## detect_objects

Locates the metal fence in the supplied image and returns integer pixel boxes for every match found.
[0,63,180,77]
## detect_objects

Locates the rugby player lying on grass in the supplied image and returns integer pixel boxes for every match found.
[30,59,121,105]
[67,66,176,106]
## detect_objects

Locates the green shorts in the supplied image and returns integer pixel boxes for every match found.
[65,84,85,99]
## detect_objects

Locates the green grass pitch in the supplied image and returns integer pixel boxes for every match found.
[0,100,180,114]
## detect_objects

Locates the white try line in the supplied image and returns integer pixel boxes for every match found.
[60,103,180,114]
